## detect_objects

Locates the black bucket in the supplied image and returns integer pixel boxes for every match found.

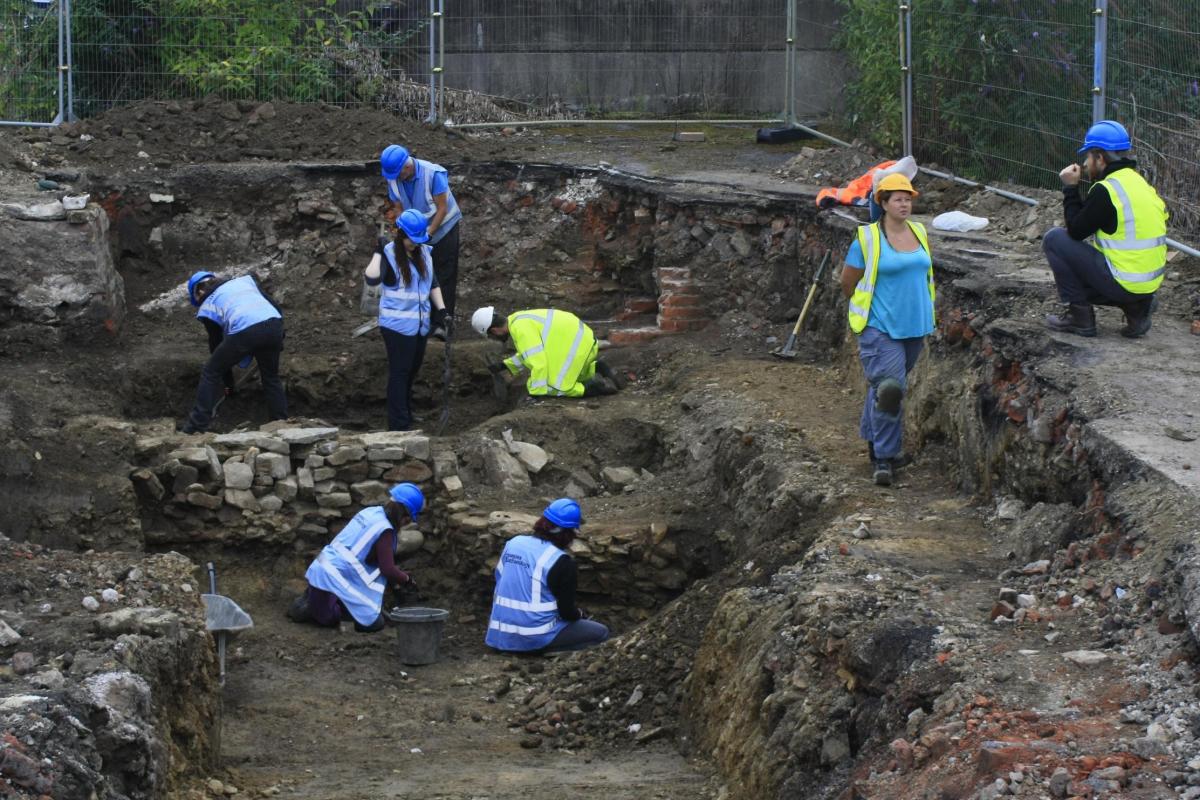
[387,606,450,665]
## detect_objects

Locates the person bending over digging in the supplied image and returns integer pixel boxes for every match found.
[470,306,622,398]
[289,483,424,633]
[840,173,935,487]
[179,271,287,434]
[485,499,609,654]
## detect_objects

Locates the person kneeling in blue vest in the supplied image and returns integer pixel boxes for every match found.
[366,209,450,431]
[291,483,424,633]
[485,498,610,653]
[180,271,288,434]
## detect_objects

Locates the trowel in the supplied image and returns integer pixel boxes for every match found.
[772,249,830,360]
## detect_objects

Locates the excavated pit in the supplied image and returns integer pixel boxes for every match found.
[3,137,1200,800]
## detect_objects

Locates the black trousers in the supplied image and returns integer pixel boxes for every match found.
[381,327,428,431]
[187,318,287,432]
[431,222,461,315]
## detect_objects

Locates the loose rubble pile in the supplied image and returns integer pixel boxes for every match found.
[0,536,216,799]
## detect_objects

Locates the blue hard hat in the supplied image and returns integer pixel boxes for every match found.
[389,482,425,521]
[187,271,216,307]
[380,144,410,179]
[396,208,430,244]
[1078,120,1131,154]
[544,498,583,529]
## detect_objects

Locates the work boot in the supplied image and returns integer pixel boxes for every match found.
[872,459,894,487]
[1045,303,1096,337]
[874,378,903,416]
[582,376,619,397]
[595,359,626,389]
[867,443,911,470]
[1119,296,1154,338]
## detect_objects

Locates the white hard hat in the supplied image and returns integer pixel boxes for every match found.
[471,306,496,336]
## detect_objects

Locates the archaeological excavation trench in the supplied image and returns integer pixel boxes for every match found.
[3,116,1200,800]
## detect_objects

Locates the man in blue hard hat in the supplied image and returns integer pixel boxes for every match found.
[1042,120,1168,338]
[180,271,288,434]
[380,144,462,335]
[291,483,424,633]
[485,498,610,654]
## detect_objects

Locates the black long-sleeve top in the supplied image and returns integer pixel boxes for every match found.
[1062,158,1137,241]
[546,554,582,622]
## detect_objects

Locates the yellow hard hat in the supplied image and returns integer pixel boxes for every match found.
[875,173,919,201]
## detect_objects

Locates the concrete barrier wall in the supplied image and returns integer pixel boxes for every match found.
[354,0,846,115]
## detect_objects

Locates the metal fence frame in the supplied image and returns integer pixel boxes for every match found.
[0,0,71,127]
[900,0,1198,255]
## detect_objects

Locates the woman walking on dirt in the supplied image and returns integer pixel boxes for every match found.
[291,482,424,633]
[840,173,936,487]
[366,209,449,431]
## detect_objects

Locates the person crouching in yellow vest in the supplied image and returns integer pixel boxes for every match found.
[470,306,622,398]
[1043,120,1168,339]
[840,173,935,487]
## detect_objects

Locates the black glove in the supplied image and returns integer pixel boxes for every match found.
[376,235,390,255]
[431,307,447,329]
[487,359,507,375]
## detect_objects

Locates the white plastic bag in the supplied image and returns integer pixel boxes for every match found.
[870,155,919,192]
[932,210,990,232]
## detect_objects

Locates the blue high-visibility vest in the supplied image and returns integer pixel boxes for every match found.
[485,535,569,651]
[196,275,280,335]
[305,506,394,626]
[386,158,461,245]
[378,243,435,336]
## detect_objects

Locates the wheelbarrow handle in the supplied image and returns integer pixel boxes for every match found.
[207,562,217,595]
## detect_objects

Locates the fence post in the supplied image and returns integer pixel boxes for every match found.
[1091,0,1108,124]
[55,0,65,124]
[436,0,444,120]
[426,0,437,122]
[899,0,913,156]
[64,0,74,121]
[783,0,797,126]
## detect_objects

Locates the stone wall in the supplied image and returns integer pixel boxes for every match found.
[0,203,125,350]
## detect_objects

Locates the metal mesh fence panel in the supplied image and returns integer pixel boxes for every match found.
[911,1,1094,189]
[66,0,432,117]
[439,0,837,118]
[1107,2,1200,240]
[0,0,64,124]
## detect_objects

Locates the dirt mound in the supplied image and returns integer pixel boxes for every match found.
[14,99,477,168]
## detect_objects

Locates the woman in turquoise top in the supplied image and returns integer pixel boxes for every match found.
[840,173,936,486]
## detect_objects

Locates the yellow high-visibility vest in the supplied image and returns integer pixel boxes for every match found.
[504,309,597,398]
[1090,168,1168,295]
[847,220,935,335]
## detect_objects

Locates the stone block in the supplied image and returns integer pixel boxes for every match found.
[171,465,199,495]
[274,475,298,502]
[223,462,254,490]
[276,427,339,445]
[336,461,371,483]
[508,441,550,473]
[442,474,464,499]
[297,467,315,498]
[483,442,531,491]
[169,447,210,469]
[359,431,430,460]
[383,461,434,483]
[316,492,352,509]
[432,451,458,481]
[258,495,284,513]
[212,432,289,454]
[305,454,325,469]
[204,446,224,482]
[325,446,365,466]
[350,480,389,506]
[601,466,639,488]
[224,489,260,511]
[397,527,425,555]
[367,447,406,462]
[256,452,291,480]
[130,468,165,501]
[252,474,274,489]
[489,510,540,539]
[186,490,223,510]
[312,466,336,482]
[313,480,335,494]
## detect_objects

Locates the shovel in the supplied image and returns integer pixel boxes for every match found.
[772,249,831,360]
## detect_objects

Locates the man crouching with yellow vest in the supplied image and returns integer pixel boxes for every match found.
[470,306,622,398]
[1043,120,1168,338]
[840,174,935,487]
